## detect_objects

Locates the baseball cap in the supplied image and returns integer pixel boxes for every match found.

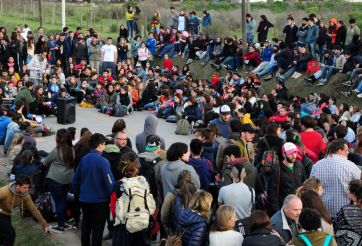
[146,135,161,151]
[282,142,298,155]
[219,105,231,115]
[241,124,255,133]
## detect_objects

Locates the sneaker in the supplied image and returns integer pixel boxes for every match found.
[342,80,352,86]
[352,89,360,93]
[220,64,228,69]
[357,93,362,98]
[264,75,273,81]
[294,72,302,79]
[317,82,327,86]
[186,59,193,65]
[341,91,351,97]
[64,224,73,230]
[50,225,64,233]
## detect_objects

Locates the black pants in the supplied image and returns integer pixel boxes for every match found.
[80,202,108,246]
[0,213,16,246]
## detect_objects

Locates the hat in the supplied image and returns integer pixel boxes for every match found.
[219,105,231,115]
[146,135,161,151]
[282,142,298,155]
[136,63,142,67]
[338,116,349,122]
[241,124,255,133]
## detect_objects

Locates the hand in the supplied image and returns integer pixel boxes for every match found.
[271,230,281,238]
[44,227,51,234]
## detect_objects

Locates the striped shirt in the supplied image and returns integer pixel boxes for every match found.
[311,154,361,217]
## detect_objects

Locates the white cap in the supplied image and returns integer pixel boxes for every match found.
[219,105,231,115]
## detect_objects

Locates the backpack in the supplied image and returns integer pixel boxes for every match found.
[234,186,255,236]
[170,190,185,232]
[138,156,162,204]
[260,137,279,176]
[34,192,56,222]
[175,119,191,135]
[306,60,321,75]
[298,233,333,246]
[113,104,127,117]
[115,176,156,233]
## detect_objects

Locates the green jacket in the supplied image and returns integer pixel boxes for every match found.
[293,231,337,246]
[14,87,35,104]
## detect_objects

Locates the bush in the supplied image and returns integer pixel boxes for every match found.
[109,23,118,33]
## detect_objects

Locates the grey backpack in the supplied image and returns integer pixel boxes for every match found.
[113,104,127,117]
[175,119,191,135]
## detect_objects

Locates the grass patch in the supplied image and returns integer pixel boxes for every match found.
[12,211,59,246]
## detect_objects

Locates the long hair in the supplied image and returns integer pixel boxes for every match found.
[249,210,272,232]
[296,177,323,197]
[6,133,23,158]
[74,131,92,153]
[300,190,332,224]
[175,170,197,208]
[56,129,74,168]
[188,190,213,220]
[120,152,138,178]
[210,205,236,232]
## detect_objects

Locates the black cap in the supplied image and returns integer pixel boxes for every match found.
[241,124,255,133]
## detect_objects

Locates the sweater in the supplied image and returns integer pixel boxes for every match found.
[0,183,48,228]
[188,157,212,190]
[72,150,114,203]
[44,147,74,184]
[208,118,231,138]
[135,115,166,153]
[300,131,326,162]
[209,230,244,246]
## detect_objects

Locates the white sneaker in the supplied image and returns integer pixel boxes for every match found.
[357,93,362,98]
[294,72,302,79]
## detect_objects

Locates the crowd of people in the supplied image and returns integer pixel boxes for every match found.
[0,5,362,246]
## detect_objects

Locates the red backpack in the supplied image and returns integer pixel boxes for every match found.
[306,60,321,75]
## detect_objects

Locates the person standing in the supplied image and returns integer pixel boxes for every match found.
[125,6,135,39]
[169,6,178,29]
[345,18,360,47]
[27,50,48,86]
[101,37,117,76]
[88,37,102,73]
[246,14,256,44]
[310,139,361,218]
[0,175,50,245]
[306,17,319,61]
[72,133,114,246]
[257,15,274,43]
[283,16,298,47]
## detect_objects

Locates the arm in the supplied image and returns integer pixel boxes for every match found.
[24,195,48,229]
[267,164,280,215]
[43,148,57,167]
[101,160,114,197]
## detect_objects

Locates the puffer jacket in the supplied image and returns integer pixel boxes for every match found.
[176,209,208,246]
[242,228,283,246]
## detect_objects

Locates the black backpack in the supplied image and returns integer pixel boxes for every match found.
[139,156,162,200]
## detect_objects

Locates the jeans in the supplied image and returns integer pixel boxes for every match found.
[256,63,278,77]
[247,33,254,44]
[316,43,327,62]
[308,42,317,60]
[118,54,128,62]
[101,61,116,76]
[126,20,134,38]
[357,81,362,92]
[48,178,70,227]
[252,61,269,74]
[321,65,338,82]
[278,66,296,82]
[80,202,108,246]
[159,43,174,57]
[89,60,100,73]
[143,102,156,110]
[0,213,15,246]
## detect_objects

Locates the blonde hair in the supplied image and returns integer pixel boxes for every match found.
[6,133,23,157]
[188,190,213,220]
[210,205,235,232]
[296,177,323,197]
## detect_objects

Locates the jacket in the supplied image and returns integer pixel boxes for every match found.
[0,116,11,144]
[160,159,200,199]
[306,25,319,44]
[201,14,211,27]
[268,160,307,214]
[328,18,339,44]
[135,115,166,153]
[14,87,35,104]
[261,47,273,62]
[188,157,212,190]
[74,43,88,60]
[215,132,240,171]
[0,183,48,228]
[275,48,293,70]
[101,91,117,108]
[176,209,208,246]
[243,51,261,65]
[208,118,231,138]
[72,150,114,203]
[183,104,202,122]
[255,135,284,165]
[242,228,283,246]
[102,144,123,180]
[283,24,298,44]
[334,50,347,69]
[271,209,299,243]
[297,25,309,44]
[44,147,74,184]
[292,231,337,246]
[346,25,360,46]
[27,54,48,80]
[88,44,102,61]
[4,121,20,152]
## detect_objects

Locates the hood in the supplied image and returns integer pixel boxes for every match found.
[329,18,338,26]
[179,209,206,227]
[9,182,27,197]
[138,152,160,161]
[104,144,120,153]
[143,115,158,135]
[229,132,241,141]
[164,160,184,172]
[188,158,205,169]
[0,116,9,123]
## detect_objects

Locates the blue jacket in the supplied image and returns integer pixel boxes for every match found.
[306,25,319,44]
[176,209,207,246]
[201,14,211,27]
[261,47,273,62]
[188,157,212,190]
[0,116,11,144]
[209,118,231,138]
[11,163,38,179]
[72,150,114,203]
[183,104,202,122]
[145,38,157,55]
[201,141,218,169]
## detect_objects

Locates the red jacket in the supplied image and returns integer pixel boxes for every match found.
[98,75,114,85]
[268,112,289,123]
[242,51,261,65]
[163,59,173,71]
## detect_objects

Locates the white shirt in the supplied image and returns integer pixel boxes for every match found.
[209,230,243,246]
[101,44,117,62]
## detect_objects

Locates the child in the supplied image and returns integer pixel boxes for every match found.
[48,75,60,103]
[188,138,213,190]
[292,208,337,246]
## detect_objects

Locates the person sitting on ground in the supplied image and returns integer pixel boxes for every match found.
[292,208,337,246]
[209,205,244,246]
[99,84,117,115]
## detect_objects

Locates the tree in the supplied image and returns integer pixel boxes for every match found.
[39,0,44,27]
[241,0,246,47]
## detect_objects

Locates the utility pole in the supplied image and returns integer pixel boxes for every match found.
[241,0,246,46]
[39,0,44,27]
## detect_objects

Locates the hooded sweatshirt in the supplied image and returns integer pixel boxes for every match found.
[135,115,166,153]
[0,115,11,144]
[188,157,212,190]
[0,183,48,228]
[160,159,200,199]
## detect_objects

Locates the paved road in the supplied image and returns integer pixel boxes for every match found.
[37,106,194,152]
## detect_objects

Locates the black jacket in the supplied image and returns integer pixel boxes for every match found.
[283,24,298,44]
[336,25,347,47]
[255,135,284,166]
[242,228,284,246]
[275,48,293,70]
[268,160,307,214]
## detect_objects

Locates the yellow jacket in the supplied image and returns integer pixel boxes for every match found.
[240,113,254,127]
[126,12,135,21]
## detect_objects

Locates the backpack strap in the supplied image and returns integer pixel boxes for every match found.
[263,136,271,150]
[323,235,333,246]
[248,186,255,210]
[298,234,312,246]
[127,188,133,213]
[144,189,150,212]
